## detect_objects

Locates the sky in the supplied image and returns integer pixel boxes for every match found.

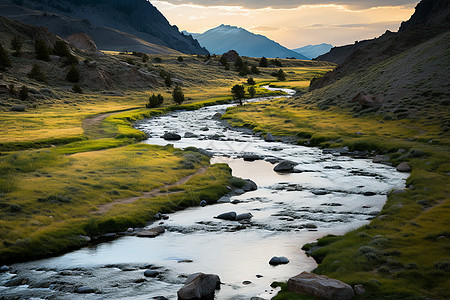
[151,0,420,48]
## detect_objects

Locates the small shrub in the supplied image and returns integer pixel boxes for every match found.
[229,177,246,188]
[154,57,162,63]
[247,77,256,85]
[126,57,135,65]
[172,85,184,105]
[18,85,29,100]
[219,55,228,67]
[72,84,83,93]
[8,84,16,96]
[0,44,11,70]
[234,56,244,70]
[177,56,184,62]
[434,261,450,272]
[66,64,80,83]
[52,40,70,57]
[164,73,172,87]
[276,69,286,81]
[37,194,71,204]
[251,64,260,74]
[239,64,250,76]
[141,54,149,62]
[27,64,47,82]
[272,59,282,67]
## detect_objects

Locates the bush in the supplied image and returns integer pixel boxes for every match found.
[172,85,184,105]
[154,57,162,63]
[219,55,228,67]
[247,77,256,85]
[141,54,149,62]
[34,39,50,61]
[52,40,70,57]
[66,64,80,83]
[272,59,282,67]
[259,57,268,67]
[18,85,29,100]
[276,69,286,81]
[234,56,244,70]
[72,84,83,93]
[146,93,164,108]
[177,56,184,62]
[231,84,245,105]
[248,86,256,98]
[10,35,22,57]
[239,64,250,76]
[126,57,135,65]
[0,44,11,71]
[251,65,260,74]
[8,84,16,96]
[27,64,47,82]
[164,73,172,87]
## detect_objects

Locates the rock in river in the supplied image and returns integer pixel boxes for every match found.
[396,162,411,172]
[136,226,165,238]
[243,154,261,161]
[163,132,181,141]
[0,265,9,272]
[215,211,237,221]
[177,273,221,300]
[242,179,258,192]
[74,286,96,294]
[273,160,296,173]
[265,132,276,142]
[236,213,253,221]
[269,256,290,265]
[144,269,160,277]
[287,271,355,300]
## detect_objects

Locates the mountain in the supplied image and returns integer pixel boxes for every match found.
[305,0,450,125]
[291,43,333,60]
[187,24,308,59]
[0,0,208,55]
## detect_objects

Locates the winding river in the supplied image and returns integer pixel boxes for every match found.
[0,87,408,299]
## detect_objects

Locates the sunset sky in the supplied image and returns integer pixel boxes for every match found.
[152,0,420,48]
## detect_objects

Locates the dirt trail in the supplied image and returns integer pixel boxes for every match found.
[94,166,208,214]
[82,108,140,139]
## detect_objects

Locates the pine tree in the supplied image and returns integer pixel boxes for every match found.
[66,64,80,83]
[35,39,50,61]
[10,36,22,57]
[248,86,256,98]
[0,44,11,70]
[27,64,47,82]
[172,85,184,105]
[259,57,268,67]
[231,84,245,106]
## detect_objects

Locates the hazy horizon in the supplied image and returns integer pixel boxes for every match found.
[152,0,420,48]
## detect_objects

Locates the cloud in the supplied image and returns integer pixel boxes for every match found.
[153,0,419,10]
[251,25,282,31]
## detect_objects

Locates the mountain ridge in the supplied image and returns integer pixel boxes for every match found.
[292,43,333,59]
[188,24,308,59]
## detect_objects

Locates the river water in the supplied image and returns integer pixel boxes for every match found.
[0,87,408,299]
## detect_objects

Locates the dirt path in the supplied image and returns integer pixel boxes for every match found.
[82,108,140,139]
[93,166,208,214]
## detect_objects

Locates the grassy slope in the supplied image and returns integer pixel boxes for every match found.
[0,36,335,264]
[223,37,450,299]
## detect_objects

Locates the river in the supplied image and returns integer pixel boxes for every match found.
[0,87,408,299]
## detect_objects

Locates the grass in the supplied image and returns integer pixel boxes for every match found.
[223,92,449,299]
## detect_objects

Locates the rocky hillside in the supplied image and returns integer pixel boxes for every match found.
[302,0,450,131]
[188,24,308,59]
[0,0,208,55]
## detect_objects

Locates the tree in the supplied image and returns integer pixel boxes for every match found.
[277,69,286,81]
[239,64,250,76]
[248,86,256,98]
[164,73,172,87]
[146,93,164,108]
[219,55,228,66]
[53,40,70,57]
[172,85,184,105]
[141,54,149,62]
[231,84,245,105]
[0,44,11,70]
[272,59,283,67]
[259,57,268,67]
[10,36,22,57]
[66,64,80,82]
[34,39,50,61]
[247,77,256,85]
[27,64,47,82]
[234,56,244,70]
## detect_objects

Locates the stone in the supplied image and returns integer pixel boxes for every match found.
[354,284,366,295]
[212,113,222,120]
[396,162,411,172]
[184,132,198,138]
[163,132,181,141]
[222,50,240,62]
[312,190,329,195]
[243,281,252,285]
[351,92,383,108]
[144,269,160,277]
[243,154,261,161]
[236,213,253,221]
[287,271,355,300]
[231,199,241,204]
[200,127,209,131]
[274,160,296,173]
[137,226,165,238]
[177,273,221,300]
[215,211,237,221]
[234,189,245,195]
[127,227,134,233]
[363,191,376,196]
[242,179,258,191]
[0,265,9,272]
[74,287,95,294]
[269,256,290,265]
[200,200,207,207]
[265,132,276,142]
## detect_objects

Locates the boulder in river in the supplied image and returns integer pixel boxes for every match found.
[265,132,276,142]
[269,256,290,265]
[200,200,207,207]
[177,272,221,300]
[273,160,296,173]
[287,271,355,300]
[242,179,258,192]
[163,132,181,141]
[243,154,261,161]
[311,190,329,195]
[74,286,96,294]
[136,226,165,238]
[396,162,411,172]
[144,269,160,277]
[184,132,198,138]
[236,213,253,221]
[0,265,9,272]
[212,113,222,120]
[215,211,237,221]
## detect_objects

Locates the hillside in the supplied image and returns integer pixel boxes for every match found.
[0,0,208,55]
[188,24,308,59]
[292,43,333,60]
